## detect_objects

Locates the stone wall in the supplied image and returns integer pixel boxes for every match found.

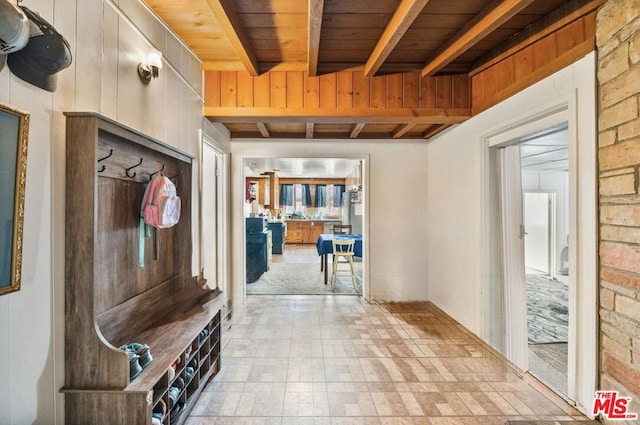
[597,0,640,422]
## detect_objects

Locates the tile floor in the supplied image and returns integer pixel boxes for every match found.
[186,295,587,425]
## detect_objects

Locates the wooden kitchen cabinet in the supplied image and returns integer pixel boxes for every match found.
[301,224,314,244]
[286,221,324,244]
[304,221,324,244]
[285,221,303,243]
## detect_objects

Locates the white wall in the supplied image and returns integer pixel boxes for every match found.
[0,0,206,422]
[230,140,430,311]
[426,53,597,413]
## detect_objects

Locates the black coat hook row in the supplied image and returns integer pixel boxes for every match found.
[97,149,114,173]
[125,158,143,178]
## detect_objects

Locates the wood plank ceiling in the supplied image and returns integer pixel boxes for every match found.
[142,0,596,139]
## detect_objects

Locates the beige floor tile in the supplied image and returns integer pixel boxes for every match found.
[290,340,324,357]
[247,358,289,382]
[281,417,332,425]
[188,295,589,424]
[190,390,243,416]
[324,358,366,381]
[235,390,285,416]
[287,357,326,382]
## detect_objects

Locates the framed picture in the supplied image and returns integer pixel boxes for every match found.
[0,102,29,296]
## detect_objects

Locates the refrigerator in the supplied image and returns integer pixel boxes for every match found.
[342,190,363,234]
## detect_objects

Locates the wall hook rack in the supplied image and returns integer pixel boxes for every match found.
[125,158,143,178]
[151,164,165,178]
[97,149,114,173]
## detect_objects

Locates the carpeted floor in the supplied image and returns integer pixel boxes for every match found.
[526,274,569,396]
[246,245,362,295]
[526,274,568,344]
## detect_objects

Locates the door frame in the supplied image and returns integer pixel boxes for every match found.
[481,83,597,415]
[237,154,371,304]
[201,135,229,297]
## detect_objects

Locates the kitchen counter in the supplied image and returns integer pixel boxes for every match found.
[284,219,342,244]
[284,218,342,222]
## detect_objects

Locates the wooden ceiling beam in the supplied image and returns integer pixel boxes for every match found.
[306,123,315,138]
[350,123,365,138]
[393,123,417,138]
[205,0,259,76]
[307,0,325,77]
[202,61,463,74]
[364,0,431,77]
[470,0,605,76]
[205,107,471,124]
[421,0,535,77]
[256,122,270,137]
[423,124,451,139]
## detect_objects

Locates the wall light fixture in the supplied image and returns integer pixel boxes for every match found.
[137,49,163,84]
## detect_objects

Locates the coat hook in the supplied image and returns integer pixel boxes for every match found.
[168,169,182,180]
[125,158,143,178]
[97,148,114,173]
[150,164,165,178]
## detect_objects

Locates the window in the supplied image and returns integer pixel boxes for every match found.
[282,184,342,217]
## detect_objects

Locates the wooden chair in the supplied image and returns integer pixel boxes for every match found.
[331,224,352,265]
[332,224,352,234]
[331,238,357,291]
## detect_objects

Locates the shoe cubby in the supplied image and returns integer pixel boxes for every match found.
[61,113,223,425]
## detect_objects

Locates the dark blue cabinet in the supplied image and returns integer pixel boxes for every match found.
[246,231,269,283]
[267,222,285,254]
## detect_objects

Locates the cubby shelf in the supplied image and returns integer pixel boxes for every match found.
[61,113,223,425]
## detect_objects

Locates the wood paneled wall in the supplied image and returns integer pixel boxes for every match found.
[471,12,597,115]
[205,71,470,110]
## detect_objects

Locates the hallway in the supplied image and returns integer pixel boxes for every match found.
[186,295,586,424]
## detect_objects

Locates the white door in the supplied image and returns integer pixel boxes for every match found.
[202,141,226,292]
[524,192,552,275]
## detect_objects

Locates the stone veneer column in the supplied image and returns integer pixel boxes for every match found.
[596,0,640,422]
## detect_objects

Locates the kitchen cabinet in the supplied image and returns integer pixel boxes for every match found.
[302,222,323,244]
[267,222,286,254]
[246,231,271,283]
[285,221,324,244]
[285,221,303,243]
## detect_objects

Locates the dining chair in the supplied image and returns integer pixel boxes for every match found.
[331,224,352,265]
[332,224,352,234]
[331,238,357,291]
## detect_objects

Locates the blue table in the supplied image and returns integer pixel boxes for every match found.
[316,234,363,284]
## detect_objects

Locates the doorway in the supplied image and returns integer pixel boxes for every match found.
[519,127,570,397]
[494,113,577,400]
[242,157,366,296]
[202,138,230,326]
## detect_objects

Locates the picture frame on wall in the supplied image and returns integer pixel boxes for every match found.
[0,102,29,296]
